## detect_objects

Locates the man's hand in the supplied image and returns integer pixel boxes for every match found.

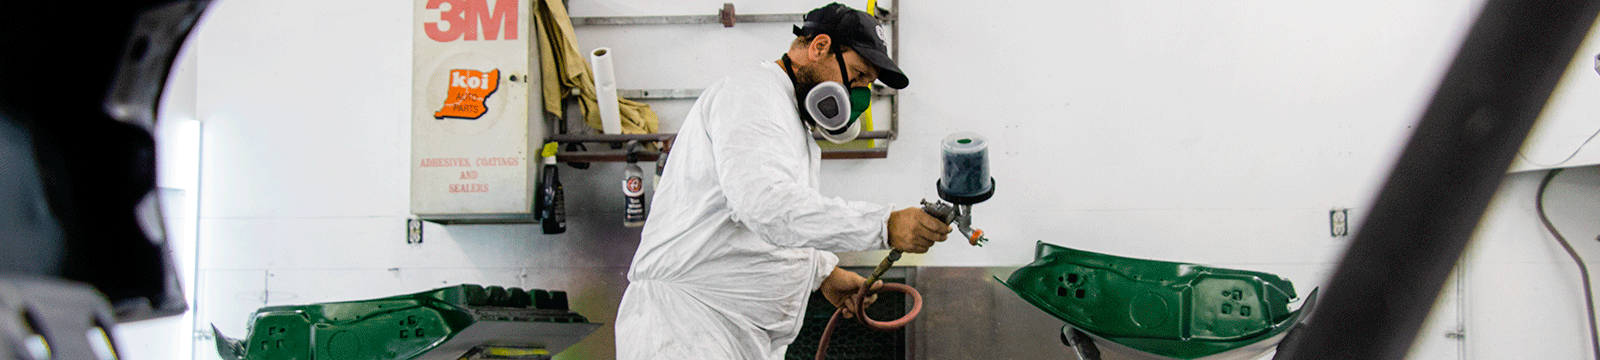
[887,207,951,253]
[821,267,881,319]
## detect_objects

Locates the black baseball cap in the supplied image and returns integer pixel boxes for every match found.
[793,3,908,89]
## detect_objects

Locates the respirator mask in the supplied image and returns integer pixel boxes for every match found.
[784,52,871,144]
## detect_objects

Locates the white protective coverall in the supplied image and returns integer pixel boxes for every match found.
[615,61,892,360]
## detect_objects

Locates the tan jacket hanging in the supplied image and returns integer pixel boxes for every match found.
[534,0,660,135]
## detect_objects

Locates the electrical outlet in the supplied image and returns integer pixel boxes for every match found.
[1330,208,1349,237]
[407,218,423,244]
[1593,52,1600,76]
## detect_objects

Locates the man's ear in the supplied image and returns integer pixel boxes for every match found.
[808,34,833,60]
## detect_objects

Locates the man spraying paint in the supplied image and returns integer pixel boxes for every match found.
[613,3,954,359]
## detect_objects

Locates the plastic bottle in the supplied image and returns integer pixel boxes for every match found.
[652,147,668,189]
[538,143,566,234]
[623,141,647,227]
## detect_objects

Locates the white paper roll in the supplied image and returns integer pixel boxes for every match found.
[590,47,623,135]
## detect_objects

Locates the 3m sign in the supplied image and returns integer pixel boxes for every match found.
[412,0,543,222]
[423,0,519,42]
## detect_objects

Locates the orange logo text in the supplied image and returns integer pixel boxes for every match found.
[434,69,499,119]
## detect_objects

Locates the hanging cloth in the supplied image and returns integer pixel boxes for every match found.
[534,0,660,135]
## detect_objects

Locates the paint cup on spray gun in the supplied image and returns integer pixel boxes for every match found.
[938,132,993,202]
[934,132,994,246]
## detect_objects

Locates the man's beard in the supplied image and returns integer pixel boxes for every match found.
[793,59,830,98]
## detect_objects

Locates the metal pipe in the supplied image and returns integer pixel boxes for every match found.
[555,149,890,163]
[1272,0,1600,359]
[617,88,703,100]
[812,130,895,141]
[548,134,675,143]
[819,148,889,160]
[549,131,896,144]
[570,14,802,26]
[555,150,662,163]
[615,87,894,100]
[889,0,900,141]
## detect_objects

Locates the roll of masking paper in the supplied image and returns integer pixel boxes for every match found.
[591,47,622,135]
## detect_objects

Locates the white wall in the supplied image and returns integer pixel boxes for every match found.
[1514,21,1600,172]
[1463,166,1600,359]
[167,0,1600,359]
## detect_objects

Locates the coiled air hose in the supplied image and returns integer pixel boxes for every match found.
[813,275,922,360]
[814,199,954,360]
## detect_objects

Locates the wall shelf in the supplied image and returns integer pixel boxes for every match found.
[549,131,897,162]
[554,2,902,163]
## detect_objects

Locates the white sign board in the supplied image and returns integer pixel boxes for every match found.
[412,0,542,222]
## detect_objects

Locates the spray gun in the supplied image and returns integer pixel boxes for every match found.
[863,132,996,292]
[818,132,995,360]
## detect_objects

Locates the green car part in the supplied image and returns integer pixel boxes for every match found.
[1001,241,1312,360]
[213,284,600,360]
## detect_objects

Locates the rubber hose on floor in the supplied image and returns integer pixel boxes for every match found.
[814,282,923,360]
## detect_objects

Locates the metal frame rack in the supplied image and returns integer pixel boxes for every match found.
[550,2,902,163]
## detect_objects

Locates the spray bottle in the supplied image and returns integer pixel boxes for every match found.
[623,140,647,227]
[538,142,566,234]
[653,143,668,189]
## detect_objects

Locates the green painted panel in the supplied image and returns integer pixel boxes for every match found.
[216,284,598,360]
[1001,241,1308,359]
